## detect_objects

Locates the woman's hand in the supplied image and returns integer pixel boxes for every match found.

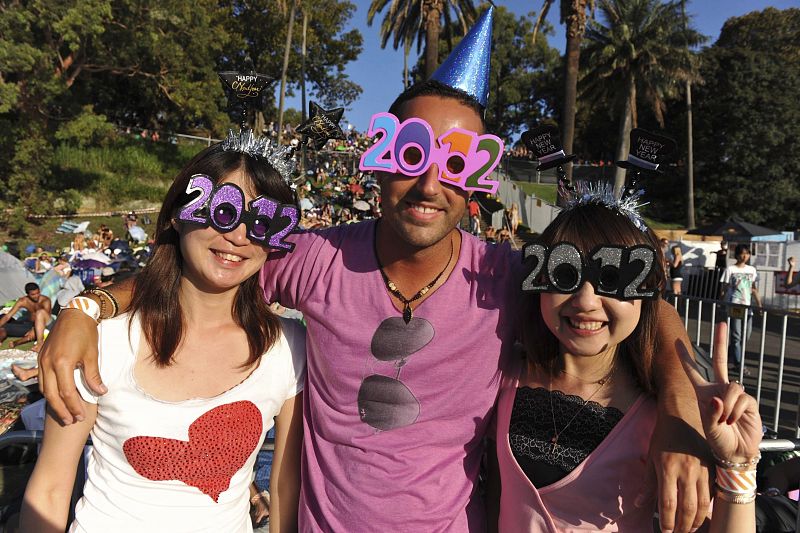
[249,490,269,527]
[681,322,762,464]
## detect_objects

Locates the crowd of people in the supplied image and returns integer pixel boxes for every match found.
[0,214,150,352]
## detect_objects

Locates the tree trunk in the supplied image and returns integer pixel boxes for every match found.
[685,79,695,228]
[561,1,587,190]
[424,1,442,79]
[404,40,410,88]
[301,10,309,173]
[277,0,297,143]
[613,74,636,195]
[255,111,266,135]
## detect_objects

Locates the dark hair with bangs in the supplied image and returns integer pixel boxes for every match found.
[388,80,486,131]
[130,143,295,367]
[521,202,666,394]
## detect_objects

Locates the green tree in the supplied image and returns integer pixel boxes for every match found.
[63,1,233,132]
[582,0,704,193]
[367,0,424,87]
[532,0,596,185]
[692,8,800,229]
[367,0,476,79]
[0,0,363,235]
[222,0,363,114]
[484,7,560,139]
[0,0,115,231]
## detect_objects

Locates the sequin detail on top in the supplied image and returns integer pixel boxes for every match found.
[509,387,623,483]
[123,401,262,502]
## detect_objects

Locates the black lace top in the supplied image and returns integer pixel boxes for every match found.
[509,386,625,488]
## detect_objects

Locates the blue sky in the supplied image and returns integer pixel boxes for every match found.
[277,0,797,132]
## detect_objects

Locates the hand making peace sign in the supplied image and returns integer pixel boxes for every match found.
[680,321,762,473]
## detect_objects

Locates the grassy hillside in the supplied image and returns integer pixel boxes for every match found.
[510,181,683,230]
[53,137,202,210]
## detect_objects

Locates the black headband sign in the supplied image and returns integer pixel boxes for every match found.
[218,71,272,130]
[218,71,271,100]
[617,128,677,173]
[522,242,659,300]
[521,125,576,171]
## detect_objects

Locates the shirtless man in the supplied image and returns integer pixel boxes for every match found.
[0,282,52,350]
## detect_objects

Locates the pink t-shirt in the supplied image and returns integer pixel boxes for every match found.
[494,367,657,532]
[262,220,522,532]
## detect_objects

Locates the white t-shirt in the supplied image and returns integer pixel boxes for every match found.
[70,313,306,533]
[721,263,758,306]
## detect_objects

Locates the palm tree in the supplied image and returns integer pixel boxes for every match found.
[367,0,476,79]
[368,0,424,87]
[581,0,704,193]
[532,1,595,186]
[277,0,299,143]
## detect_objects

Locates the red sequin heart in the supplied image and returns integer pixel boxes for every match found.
[123,401,262,502]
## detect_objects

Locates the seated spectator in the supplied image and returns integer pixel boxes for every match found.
[99,225,114,248]
[484,226,497,244]
[0,282,53,351]
[53,254,72,278]
[87,233,102,251]
[498,228,511,244]
[95,266,116,288]
[54,270,85,314]
[71,234,86,254]
[35,253,53,273]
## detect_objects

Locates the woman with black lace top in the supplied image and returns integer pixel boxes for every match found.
[487,202,761,533]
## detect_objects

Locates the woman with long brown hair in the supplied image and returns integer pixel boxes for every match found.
[21,142,305,532]
[488,200,761,532]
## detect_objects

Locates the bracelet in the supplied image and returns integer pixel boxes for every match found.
[716,466,757,495]
[712,451,761,470]
[61,297,101,323]
[80,288,119,320]
[715,488,756,505]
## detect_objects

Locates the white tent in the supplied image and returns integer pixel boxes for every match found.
[0,252,35,304]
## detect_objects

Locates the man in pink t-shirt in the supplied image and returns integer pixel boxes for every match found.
[259,81,711,532]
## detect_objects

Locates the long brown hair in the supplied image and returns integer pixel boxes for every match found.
[521,203,666,394]
[130,143,295,367]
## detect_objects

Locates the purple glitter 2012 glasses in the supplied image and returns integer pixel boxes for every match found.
[177,174,299,251]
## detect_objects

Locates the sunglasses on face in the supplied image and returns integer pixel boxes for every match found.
[359,112,504,194]
[176,174,298,251]
[522,242,660,301]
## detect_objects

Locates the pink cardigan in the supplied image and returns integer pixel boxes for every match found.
[495,371,657,532]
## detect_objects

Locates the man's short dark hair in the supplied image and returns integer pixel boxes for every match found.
[24,282,39,294]
[735,244,750,255]
[388,80,486,130]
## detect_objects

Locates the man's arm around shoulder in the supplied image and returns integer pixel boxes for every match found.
[38,278,134,424]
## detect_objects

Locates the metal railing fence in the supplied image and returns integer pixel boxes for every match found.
[669,294,800,438]
[680,265,800,312]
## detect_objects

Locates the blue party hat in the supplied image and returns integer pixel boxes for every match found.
[430,5,494,108]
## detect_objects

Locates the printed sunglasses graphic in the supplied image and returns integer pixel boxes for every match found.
[357,317,435,431]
